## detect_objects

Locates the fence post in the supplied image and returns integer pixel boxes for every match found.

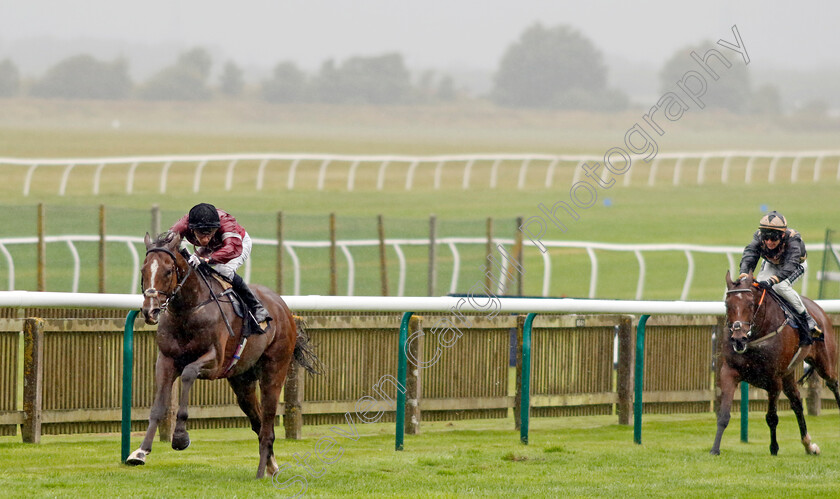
[713,316,725,414]
[428,215,437,296]
[616,315,634,425]
[22,317,44,443]
[276,211,284,295]
[329,213,337,295]
[99,204,106,293]
[633,314,650,444]
[378,214,389,296]
[121,310,138,462]
[807,375,822,416]
[520,313,536,444]
[37,204,45,292]
[150,204,161,237]
[484,217,493,292]
[396,312,413,450]
[514,314,525,430]
[514,217,524,296]
[405,315,422,435]
[284,317,304,440]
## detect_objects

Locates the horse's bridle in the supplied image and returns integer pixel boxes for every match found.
[725,288,760,338]
[143,247,193,314]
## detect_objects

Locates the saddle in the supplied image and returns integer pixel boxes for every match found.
[208,272,263,338]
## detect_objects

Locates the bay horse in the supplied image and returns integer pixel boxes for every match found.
[711,270,840,455]
[126,232,319,478]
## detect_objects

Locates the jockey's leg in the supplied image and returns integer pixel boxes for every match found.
[770,263,821,343]
[232,273,271,333]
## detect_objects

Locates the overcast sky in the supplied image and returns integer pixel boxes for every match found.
[0,0,837,73]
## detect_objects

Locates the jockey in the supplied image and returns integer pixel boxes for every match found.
[738,210,821,345]
[169,203,271,333]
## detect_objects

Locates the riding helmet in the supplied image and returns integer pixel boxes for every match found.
[188,203,221,230]
[759,211,786,233]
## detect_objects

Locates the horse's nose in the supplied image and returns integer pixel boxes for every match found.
[143,307,161,325]
[730,337,748,354]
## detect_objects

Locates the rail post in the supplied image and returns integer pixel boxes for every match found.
[396,311,412,450]
[520,313,536,444]
[22,317,45,443]
[740,382,749,442]
[633,314,650,444]
[121,309,138,462]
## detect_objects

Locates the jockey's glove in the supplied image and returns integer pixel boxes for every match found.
[188,254,203,268]
[757,279,775,290]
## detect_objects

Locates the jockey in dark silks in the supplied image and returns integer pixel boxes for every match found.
[170,203,271,333]
[738,210,822,346]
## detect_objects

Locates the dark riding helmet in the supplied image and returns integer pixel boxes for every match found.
[188,203,221,230]
[758,211,786,242]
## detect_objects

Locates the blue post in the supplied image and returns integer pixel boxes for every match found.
[740,381,749,442]
[521,313,537,444]
[396,312,412,451]
[121,310,138,463]
[633,314,650,445]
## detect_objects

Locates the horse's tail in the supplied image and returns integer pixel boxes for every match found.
[798,363,816,385]
[292,317,322,376]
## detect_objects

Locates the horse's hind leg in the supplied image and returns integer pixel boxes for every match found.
[782,374,820,455]
[227,370,262,435]
[126,354,177,465]
[255,360,292,479]
[765,384,780,456]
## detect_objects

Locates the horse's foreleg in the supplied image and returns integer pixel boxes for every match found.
[255,362,291,479]
[765,385,780,456]
[172,350,217,451]
[126,354,177,465]
[711,364,738,455]
[783,374,820,455]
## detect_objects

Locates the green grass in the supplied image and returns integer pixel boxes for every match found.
[2,412,840,497]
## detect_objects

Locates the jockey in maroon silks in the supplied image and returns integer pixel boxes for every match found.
[170,202,271,333]
[738,210,821,346]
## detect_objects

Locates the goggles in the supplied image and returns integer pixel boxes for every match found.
[760,230,782,241]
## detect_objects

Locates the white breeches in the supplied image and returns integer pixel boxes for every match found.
[212,233,252,279]
[757,259,807,314]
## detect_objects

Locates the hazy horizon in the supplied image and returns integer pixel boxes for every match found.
[1,1,839,106]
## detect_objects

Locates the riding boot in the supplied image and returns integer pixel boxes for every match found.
[231,274,271,333]
[800,310,823,341]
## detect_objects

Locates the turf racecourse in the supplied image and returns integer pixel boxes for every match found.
[1,412,839,498]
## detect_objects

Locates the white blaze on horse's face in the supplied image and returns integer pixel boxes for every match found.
[142,257,169,325]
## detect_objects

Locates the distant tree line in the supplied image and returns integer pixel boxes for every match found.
[0,23,789,114]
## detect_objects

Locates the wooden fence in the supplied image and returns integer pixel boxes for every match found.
[1,311,838,442]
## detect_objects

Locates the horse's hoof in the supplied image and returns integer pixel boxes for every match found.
[709,449,720,456]
[125,449,147,466]
[172,432,191,451]
[808,443,821,455]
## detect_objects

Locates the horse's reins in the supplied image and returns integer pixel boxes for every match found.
[726,284,789,348]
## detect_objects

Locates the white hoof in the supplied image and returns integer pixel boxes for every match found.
[808,443,821,455]
[125,448,148,466]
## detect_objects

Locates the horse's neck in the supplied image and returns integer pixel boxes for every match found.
[171,271,213,313]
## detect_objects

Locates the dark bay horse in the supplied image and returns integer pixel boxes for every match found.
[712,270,840,455]
[126,232,319,478]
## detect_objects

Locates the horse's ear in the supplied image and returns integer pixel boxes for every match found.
[144,232,152,249]
[167,231,181,249]
[725,269,734,288]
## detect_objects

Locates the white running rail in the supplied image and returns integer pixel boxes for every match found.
[4,151,840,196]
[0,235,829,301]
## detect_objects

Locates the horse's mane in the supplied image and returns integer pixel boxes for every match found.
[152,231,178,248]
